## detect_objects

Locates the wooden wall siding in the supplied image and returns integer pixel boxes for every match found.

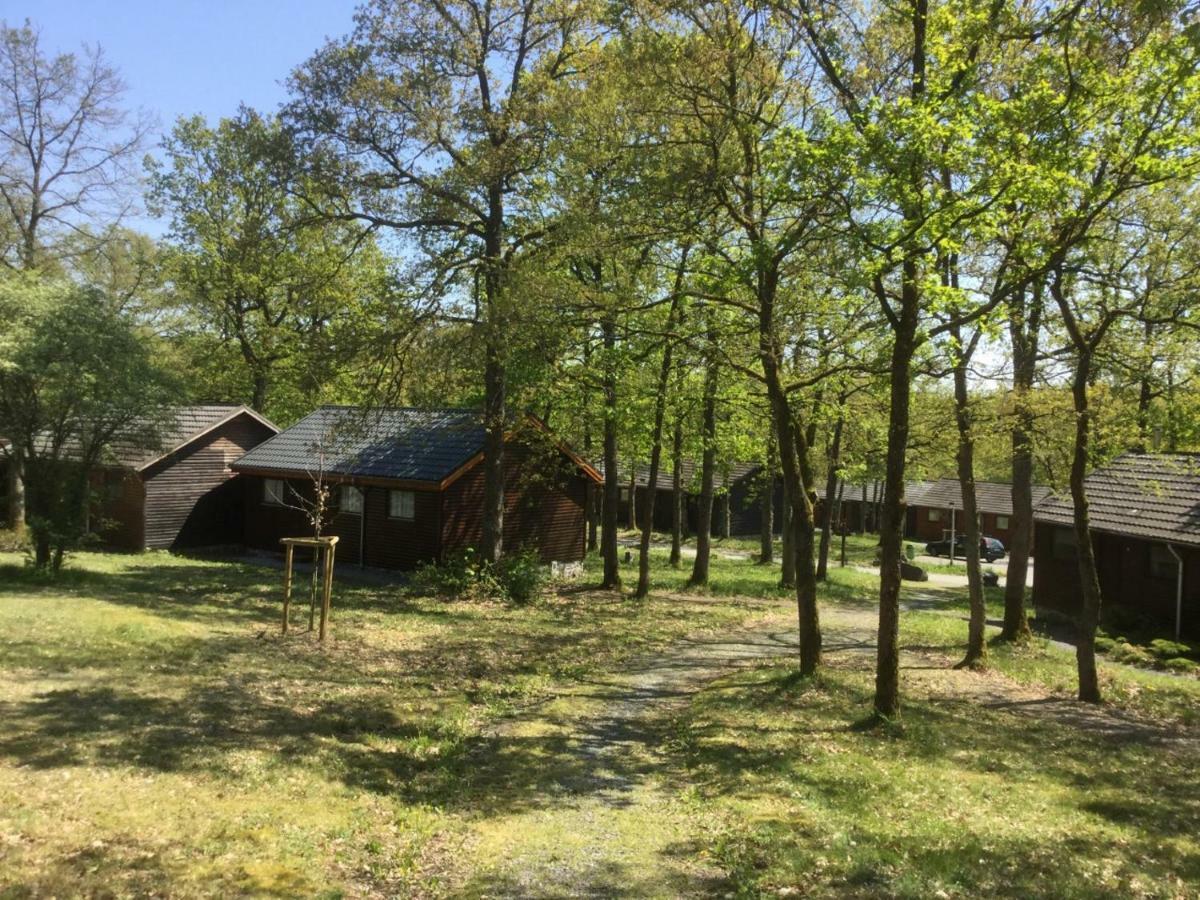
[1033,526,1200,639]
[909,505,1023,546]
[141,416,278,550]
[243,477,444,570]
[245,441,589,570]
[91,467,145,551]
[442,442,588,563]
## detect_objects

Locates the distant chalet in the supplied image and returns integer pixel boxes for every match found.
[91,405,279,551]
[905,478,1052,544]
[1033,453,1200,638]
[232,406,601,570]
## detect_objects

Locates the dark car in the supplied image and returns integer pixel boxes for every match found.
[924,535,1006,562]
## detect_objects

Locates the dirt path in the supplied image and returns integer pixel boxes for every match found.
[454,609,805,896]
[449,601,1194,897]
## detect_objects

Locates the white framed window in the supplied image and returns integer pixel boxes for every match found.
[389,490,415,520]
[928,509,942,523]
[995,515,1010,531]
[263,478,285,506]
[340,485,364,515]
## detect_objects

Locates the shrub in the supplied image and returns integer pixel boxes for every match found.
[411,548,546,604]
[1164,657,1199,674]
[1149,638,1195,661]
[411,549,495,600]
[496,550,546,605]
[1107,642,1153,667]
[1093,635,1117,653]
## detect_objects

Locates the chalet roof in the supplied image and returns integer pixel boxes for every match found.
[606,460,759,491]
[812,480,930,502]
[1034,453,1200,548]
[103,405,277,470]
[232,406,600,486]
[905,478,1051,517]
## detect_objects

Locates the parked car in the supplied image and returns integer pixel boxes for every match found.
[924,535,1006,562]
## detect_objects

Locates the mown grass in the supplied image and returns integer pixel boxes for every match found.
[1,548,1196,897]
[0,549,771,897]
[669,657,1199,899]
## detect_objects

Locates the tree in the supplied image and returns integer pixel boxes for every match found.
[0,20,151,533]
[0,274,179,570]
[793,0,1019,712]
[148,108,387,420]
[288,0,595,563]
[0,21,150,270]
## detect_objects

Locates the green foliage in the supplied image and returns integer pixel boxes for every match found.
[0,274,180,569]
[1164,657,1199,674]
[412,548,547,605]
[147,107,390,420]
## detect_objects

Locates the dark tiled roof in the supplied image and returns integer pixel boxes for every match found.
[102,405,273,469]
[813,480,934,502]
[906,478,1051,517]
[232,406,488,484]
[604,460,759,491]
[1034,453,1200,547]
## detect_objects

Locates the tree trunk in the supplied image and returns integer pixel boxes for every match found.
[600,315,621,590]
[1001,280,1041,641]
[637,277,684,599]
[6,451,25,535]
[582,346,598,553]
[837,481,848,567]
[670,419,683,568]
[759,437,775,564]
[628,467,638,531]
[1069,350,1103,703]
[719,491,731,539]
[480,344,506,563]
[859,482,868,535]
[250,370,269,413]
[951,320,987,668]
[1134,318,1154,453]
[759,271,820,674]
[816,413,844,580]
[874,259,920,719]
[780,485,795,588]
[688,324,719,587]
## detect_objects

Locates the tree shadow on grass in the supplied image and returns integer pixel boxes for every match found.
[664,664,1200,894]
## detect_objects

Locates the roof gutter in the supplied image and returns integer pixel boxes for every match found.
[1166,543,1185,640]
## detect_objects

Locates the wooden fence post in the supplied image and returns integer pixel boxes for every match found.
[319,542,336,643]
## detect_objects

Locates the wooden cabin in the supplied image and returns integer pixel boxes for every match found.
[232,406,601,570]
[616,460,767,535]
[904,478,1051,545]
[90,405,279,551]
[1033,453,1200,639]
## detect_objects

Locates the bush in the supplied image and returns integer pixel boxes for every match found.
[1107,641,1154,667]
[496,550,546,605]
[0,528,28,553]
[411,548,546,604]
[1094,635,1117,653]
[411,549,497,600]
[1164,657,1199,674]
[1149,638,1195,661]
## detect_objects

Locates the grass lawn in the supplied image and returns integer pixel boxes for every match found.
[0,549,767,896]
[0,548,1197,897]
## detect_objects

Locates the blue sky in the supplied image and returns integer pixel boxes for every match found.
[12,1,361,230]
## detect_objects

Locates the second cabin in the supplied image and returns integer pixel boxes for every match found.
[232,406,601,570]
